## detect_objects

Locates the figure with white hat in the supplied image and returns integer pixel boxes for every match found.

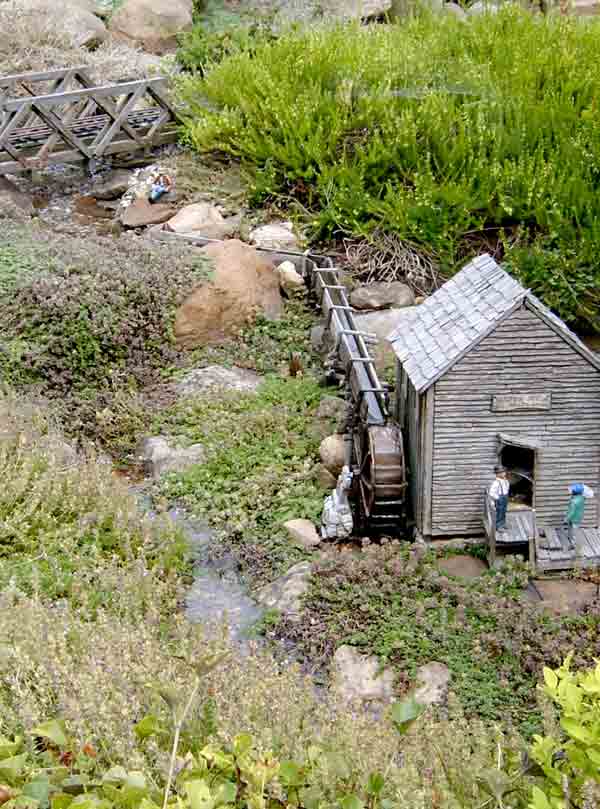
[563,483,595,550]
[489,466,510,535]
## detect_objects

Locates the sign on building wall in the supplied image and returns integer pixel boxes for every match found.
[491,393,552,412]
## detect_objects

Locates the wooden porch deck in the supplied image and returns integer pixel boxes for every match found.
[483,496,600,572]
[535,525,600,572]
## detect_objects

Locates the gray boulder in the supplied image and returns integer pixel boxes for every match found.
[331,645,395,704]
[255,561,312,620]
[249,221,299,251]
[109,0,193,51]
[413,662,451,706]
[444,1,468,16]
[284,519,322,551]
[350,281,415,311]
[315,395,347,423]
[12,0,109,48]
[137,436,205,479]
[176,365,262,397]
[321,0,392,18]
[354,307,416,373]
[92,171,133,201]
[468,0,500,12]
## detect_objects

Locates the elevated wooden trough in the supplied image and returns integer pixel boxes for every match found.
[0,67,179,174]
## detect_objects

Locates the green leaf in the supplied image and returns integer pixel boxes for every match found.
[530,786,553,809]
[50,795,73,809]
[185,779,212,809]
[340,796,364,809]
[134,716,164,741]
[30,721,68,750]
[101,767,128,785]
[232,734,253,758]
[279,761,303,787]
[0,753,28,782]
[366,772,385,796]
[391,696,425,734]
[0,737,22,760]
[543,667,558,692]
[476,769,512,801]
[561,717,591,744]
[23,780,51,809]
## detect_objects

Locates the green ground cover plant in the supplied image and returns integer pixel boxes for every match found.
[276,544,600,738]
[156,376,329,582]
[179,9,600,332]
[0,224,216,454]
[0,394,186,608]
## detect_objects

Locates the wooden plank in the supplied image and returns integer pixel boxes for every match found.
[93,84,148,156]
[1,79,170,111]
[421,385,435,537]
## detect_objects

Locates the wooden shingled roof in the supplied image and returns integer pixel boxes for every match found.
[388,253,600,393]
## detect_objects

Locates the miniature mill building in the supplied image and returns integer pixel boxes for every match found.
[389,254,600,540]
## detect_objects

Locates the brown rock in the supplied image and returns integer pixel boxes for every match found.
[120,198,174,228]
[109,0,192,52]
[174,240,282,349]
[319,434,346,476]
[284,518,322,550]
[315,464,338,491]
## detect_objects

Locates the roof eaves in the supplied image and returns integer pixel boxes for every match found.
[524,296,600,373]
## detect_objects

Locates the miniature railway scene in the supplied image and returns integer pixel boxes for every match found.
[2,5,600,804]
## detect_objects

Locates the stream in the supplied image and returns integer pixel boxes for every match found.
[168,508,265,644]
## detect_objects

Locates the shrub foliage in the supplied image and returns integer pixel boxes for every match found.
[179,9,600,331]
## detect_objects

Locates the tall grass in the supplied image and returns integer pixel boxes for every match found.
[179,9,600,331]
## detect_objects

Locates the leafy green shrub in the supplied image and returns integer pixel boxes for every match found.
[156,376,327,582]
[277,543,600,734]
[0,224,213,452]
[179,0,276,75]
[529,656,600,808]
[0,394,187,604]
[179,9,600,331]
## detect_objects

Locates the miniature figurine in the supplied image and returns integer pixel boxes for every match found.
[489,466,510,534]
[563,483,586,550]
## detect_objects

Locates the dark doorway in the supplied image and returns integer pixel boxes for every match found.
[500,444,535,507]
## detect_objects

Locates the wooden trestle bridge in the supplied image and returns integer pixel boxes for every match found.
[0,67,179,175]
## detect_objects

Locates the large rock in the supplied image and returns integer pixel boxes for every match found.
[443,2,468,17]
[354,307,415,372]
[350,281,415,311]
[319,434,346,476]
[256,562,312,620]
[136,436,205,478]
[413,662,451,707]
[249,222,299,251]
[321,0,392,18]
[277,261,306,296]
[12,0,108,48]
[120,198,174,228]
[331,645,395,704]
[92,171,133,201]
[176,365,262,397]
[0,177,33,217]
[109,0,193,52]
[165,203,233,239]
[174,240,282,349]
[284,519,322,551]
[316,395,347,423]
[468,0,500,12]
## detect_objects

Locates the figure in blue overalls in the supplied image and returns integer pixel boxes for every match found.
[489,466,510,534]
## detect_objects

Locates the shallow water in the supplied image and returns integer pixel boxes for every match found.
[168,508,264,643]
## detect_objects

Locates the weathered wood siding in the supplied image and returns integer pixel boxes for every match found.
[430,304,600,535]
[405,378,422,531]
